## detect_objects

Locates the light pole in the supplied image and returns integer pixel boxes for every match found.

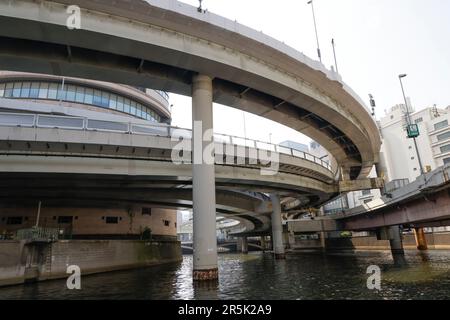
[399,74,424,175]
[332,38,338,73]
[307,0,322,63]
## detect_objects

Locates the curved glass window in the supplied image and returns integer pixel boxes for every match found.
[0,81,163,122]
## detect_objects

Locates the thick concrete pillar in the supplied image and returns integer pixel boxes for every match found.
[375,153,390,195]
[414,228,428,251]
[260,236,266,252]
[377,226,405,264]
[388,225,404,255]
[288,231,296,249]
[320,231,327,251]
[240,237,248,254]
[192,74,218,281]
[375,152,390,182]
[270,194,286,259]
[341,167,351,181]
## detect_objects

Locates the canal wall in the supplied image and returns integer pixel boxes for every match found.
[0,240,181,287]
[291,233,450,251]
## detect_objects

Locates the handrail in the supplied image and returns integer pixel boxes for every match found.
[155,90,170,102]
[0,112,333,172]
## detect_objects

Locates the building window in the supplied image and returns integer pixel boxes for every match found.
[390,115,394,120]
[409,146,413,150]
[414,117,423,124]
[437,131,450,142]
[435,120,448,131]
[75,86,85,103]
[362,190,372,196]
[57,216,74,224]
[163,220,170,227]
[7,217,23,225]
[0,81,164,123]
[444,158,450,165]
[30,82,40,98]
[66,85,76,102]
[105,216,119,224]
[411,157,415,160]
[12,82,21,97]
[413,168,418,171]
[48,83,58,99]
[363,199,372,204]
[142,208,152,216]
[440,144,450,153]
[21,82,30,98]
[39,83,49,98]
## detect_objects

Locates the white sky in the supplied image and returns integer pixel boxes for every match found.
[170,0,450,147]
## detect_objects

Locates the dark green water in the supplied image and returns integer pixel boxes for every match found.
[1,250,450,300]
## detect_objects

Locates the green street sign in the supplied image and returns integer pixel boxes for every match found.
[407,124,420,138]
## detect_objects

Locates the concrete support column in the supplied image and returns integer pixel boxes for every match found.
[341,167,351,181]
[270,194,286,259]
[260,236,266,252]
[414,228,428,251]
[320,231,328,251]
[288,231,296,249]
[192,74,218,281]
[241,237,248,254]
[375,153,390,183]
[388,225,404,255]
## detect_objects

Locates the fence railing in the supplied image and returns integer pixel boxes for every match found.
[155,90,170,102]
[384,179,410,194]
[0,112,333,172]
[15,227,59,242]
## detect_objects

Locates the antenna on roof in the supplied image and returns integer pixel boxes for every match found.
[432,104,440,118]
[197,0,204,13]
[369,94,376,117]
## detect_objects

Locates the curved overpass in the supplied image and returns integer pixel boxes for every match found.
[0,108,337,235]
[0,0,381,179]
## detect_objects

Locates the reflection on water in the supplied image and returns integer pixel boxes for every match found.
[2,250,450,300]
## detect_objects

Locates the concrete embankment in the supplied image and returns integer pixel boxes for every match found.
[291,233,450,252]
[0,240,181,287]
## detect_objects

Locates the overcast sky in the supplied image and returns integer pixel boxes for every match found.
[170,0,450,147]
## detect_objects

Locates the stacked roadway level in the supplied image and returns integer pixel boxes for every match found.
[0,0,381,280]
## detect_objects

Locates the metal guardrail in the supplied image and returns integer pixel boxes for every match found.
[384,179,410,194]
[0,112,333,172]
[15,227,59,242]
[155,90,170,102]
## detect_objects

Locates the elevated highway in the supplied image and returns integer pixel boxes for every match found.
[0,0,381,179]
[0,107,336,237]
[289,166,450,258]
[0,0,381,280]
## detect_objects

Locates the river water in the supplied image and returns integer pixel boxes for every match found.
[1,250,450,300]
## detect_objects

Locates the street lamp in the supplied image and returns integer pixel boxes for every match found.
[307,0,322,63]
[331,38,339,74]
[398,74,424,175]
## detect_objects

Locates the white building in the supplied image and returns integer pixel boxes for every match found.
[379,103,449,183]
